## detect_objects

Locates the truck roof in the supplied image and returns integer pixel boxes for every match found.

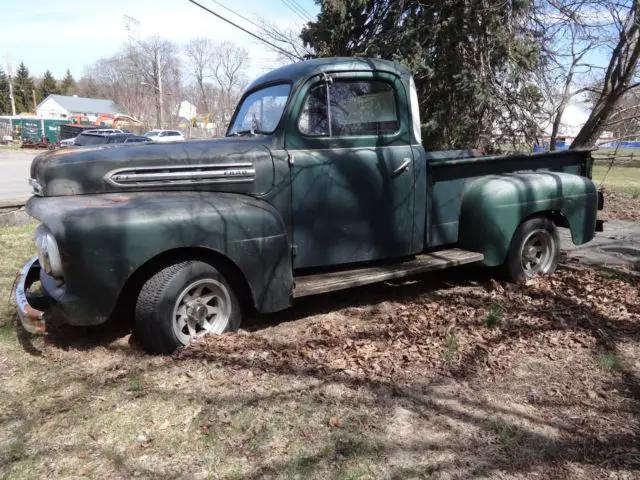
[247,57,411,91]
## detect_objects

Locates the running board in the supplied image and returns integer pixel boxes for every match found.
[293,248,484,298]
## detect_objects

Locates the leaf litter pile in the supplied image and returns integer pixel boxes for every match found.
[601,191,640,222]
[178,264,640,476]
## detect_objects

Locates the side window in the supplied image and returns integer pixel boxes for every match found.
[298,79,399,137]
[298,84,329,136]
[159,131,168,137]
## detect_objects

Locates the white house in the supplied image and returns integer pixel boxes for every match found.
[539,99,613,146]
[176,100,197,121]
[542,100,591,138]
[36,95,121,121]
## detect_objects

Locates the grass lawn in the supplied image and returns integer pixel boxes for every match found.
[592,164,640,196]
[1,220,639,478]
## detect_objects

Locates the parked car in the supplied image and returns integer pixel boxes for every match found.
[17,57,603,354]
[72,132,151,147]
[60,128,125,147]
[143,129,185,142]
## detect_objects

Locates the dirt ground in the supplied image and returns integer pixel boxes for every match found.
[601,192,640,223]
[1,222,639,479]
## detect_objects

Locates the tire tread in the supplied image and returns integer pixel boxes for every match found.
[134,260,240,354]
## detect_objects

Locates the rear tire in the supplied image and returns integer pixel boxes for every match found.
[134,260,241,354]
[504,217,560,284]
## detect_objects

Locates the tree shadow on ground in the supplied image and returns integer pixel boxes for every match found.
[9,263,640,478]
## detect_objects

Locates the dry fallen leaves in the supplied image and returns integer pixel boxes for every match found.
[177,266,639,393]
[328,416,342,428]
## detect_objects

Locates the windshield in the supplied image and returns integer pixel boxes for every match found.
[144,131,159,137]
[228,83,291,136]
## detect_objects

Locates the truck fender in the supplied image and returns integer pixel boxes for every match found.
[27,192,293,324]
[457,172,598,266]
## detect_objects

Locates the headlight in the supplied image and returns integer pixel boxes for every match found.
[35,225,63,278]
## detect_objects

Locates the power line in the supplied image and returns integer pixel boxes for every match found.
[280,0,311,22]
[289,0,314,20]
[282,0,312,22]
[186,0,303,60]
[206,0,309,57]
[208,0,263,32]
[208,0,309,53]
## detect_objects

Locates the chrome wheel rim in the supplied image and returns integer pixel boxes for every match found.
[520,229,555,277]
[172,279,231,345]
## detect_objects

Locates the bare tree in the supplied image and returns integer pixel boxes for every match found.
[211,42,249,129]
[601,88,640,140]
[184,37,216,117]
[125,36,181,128]
[79,36,249,133]
[80,53,151,123]
[184,39,251,132]
[529,0,612,149]
[572,0,640,147]
[254,18,314,62]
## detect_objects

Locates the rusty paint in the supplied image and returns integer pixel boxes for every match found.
[15,256,48,335]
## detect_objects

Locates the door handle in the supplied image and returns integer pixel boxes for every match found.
[392,158,412,175]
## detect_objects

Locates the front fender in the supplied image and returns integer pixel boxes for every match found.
[457,172,598,266]
[27,192,292,324]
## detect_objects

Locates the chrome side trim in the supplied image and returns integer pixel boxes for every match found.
[104,163,256,188]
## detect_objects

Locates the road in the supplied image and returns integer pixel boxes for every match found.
[0,149,38,201]
[560,219,640,271]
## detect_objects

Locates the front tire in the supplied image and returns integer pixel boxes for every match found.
[504,217,560,284]
[134,260,241,354]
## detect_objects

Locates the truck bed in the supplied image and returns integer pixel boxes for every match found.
[425,148,593,247]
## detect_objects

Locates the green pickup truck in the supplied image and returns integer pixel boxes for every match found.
[16,57,603,354]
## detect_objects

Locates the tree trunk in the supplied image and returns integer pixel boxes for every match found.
[571,1,640,148]
[549,104,565,151]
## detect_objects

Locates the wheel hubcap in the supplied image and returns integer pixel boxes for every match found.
[172,279,231,345]
[520,229,555,277]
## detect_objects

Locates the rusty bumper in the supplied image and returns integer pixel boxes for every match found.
[15,256,49,335]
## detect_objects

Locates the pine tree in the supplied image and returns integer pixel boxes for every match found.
[60,69,76,95]
[301,0,539,149]
[0,67,9,115]
[38,70,59,100]
[13,62,36,113]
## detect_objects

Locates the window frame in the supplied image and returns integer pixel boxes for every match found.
[226,81,293,137]
[296,77,401,139]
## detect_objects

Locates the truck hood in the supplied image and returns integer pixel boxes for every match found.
[30,138,275,197]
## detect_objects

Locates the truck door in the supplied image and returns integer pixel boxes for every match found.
[285,71,417,269]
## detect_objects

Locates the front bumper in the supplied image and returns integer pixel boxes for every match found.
[15,256,51,334]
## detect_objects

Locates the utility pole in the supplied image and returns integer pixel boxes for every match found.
[6,53,16,115]
[143,52,165,128]
[157,50,164,129]
[32,88,37,111]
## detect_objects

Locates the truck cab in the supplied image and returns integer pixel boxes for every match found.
[16,57,601,354]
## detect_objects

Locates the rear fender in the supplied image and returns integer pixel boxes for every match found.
[457,172,598,266]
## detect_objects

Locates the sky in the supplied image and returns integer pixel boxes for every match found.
[0,0,319,82]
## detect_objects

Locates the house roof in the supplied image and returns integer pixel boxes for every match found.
[39,95,121,114]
